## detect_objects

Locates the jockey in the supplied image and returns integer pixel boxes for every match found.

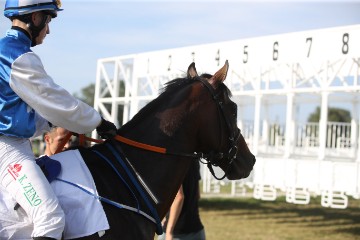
[0,0,117,239]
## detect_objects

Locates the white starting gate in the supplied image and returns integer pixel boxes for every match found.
[94,24,360,209]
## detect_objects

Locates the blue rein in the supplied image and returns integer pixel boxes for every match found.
[56,142,163,235]
[103,143,163,234]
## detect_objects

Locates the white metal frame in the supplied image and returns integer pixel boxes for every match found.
[94,25,360,208]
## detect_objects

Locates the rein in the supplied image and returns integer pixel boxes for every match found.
[54,132,103,154]
[114,135,208,159]
[57,130,237,181]
[115,131,240,180]
[57,133,212,160]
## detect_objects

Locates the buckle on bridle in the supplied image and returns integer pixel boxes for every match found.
[228,145,238,160]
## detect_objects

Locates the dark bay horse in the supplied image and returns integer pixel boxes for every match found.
[75,61,255,239]
[1,61,256,239]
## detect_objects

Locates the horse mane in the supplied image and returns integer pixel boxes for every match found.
[154,73,231,97]
[161,77,193,94]
[119,72,232,133]
[117,75,191,132]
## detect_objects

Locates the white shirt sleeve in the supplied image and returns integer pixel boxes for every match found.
[9,52,102,134]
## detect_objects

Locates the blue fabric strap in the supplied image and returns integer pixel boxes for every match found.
[55,178,158,225]
[104,143,163,235]
[92,150,140,211]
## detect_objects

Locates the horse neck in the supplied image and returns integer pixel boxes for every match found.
[117,123,195,219]
[117,85,215,218]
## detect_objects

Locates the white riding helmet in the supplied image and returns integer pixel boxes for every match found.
[4,0,63,18]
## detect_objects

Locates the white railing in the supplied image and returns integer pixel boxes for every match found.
[202,121,360,209]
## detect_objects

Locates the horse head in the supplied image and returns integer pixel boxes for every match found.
[184,61,256,180]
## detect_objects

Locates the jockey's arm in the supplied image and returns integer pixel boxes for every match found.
[9,52,102,134]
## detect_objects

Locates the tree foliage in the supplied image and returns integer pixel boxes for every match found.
[307,106,351,123]
[73,83,95,107]
[74,81,125,126]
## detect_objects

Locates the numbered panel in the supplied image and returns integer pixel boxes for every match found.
[133,24,360,78]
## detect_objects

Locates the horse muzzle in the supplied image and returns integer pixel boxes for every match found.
[227,155,256,180]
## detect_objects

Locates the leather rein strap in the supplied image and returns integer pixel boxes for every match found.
[54,132,103,154]
[114,135,166,154]
[56,132,206,160]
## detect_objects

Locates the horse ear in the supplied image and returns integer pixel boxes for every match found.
[209,60,229,89]
[187,62,198,79]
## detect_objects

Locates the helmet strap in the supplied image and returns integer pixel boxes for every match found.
[17,12,49,47]
[28,14,49,47]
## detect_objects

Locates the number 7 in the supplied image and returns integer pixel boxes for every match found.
[306,37,312,58]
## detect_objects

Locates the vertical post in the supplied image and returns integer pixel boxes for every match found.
[253,94,262,155]
[284,93,295,158]
[252,68,262,155]
[357,103,360,162]
[92,60,104,139]
[262,101,269,147]
[318,91,329,160]
[357,89,360,197]
[350,100,358,159]
[111,60,120,127]
[237,106,243,138]
[129,59,139,120]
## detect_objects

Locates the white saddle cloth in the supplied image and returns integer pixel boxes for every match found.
[0,149,109,239]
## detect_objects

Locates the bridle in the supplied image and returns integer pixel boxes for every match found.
[194,78,240,180]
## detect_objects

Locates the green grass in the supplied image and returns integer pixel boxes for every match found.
[199,196,360,240]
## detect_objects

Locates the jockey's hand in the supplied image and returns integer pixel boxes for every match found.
[96,118,117,139]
